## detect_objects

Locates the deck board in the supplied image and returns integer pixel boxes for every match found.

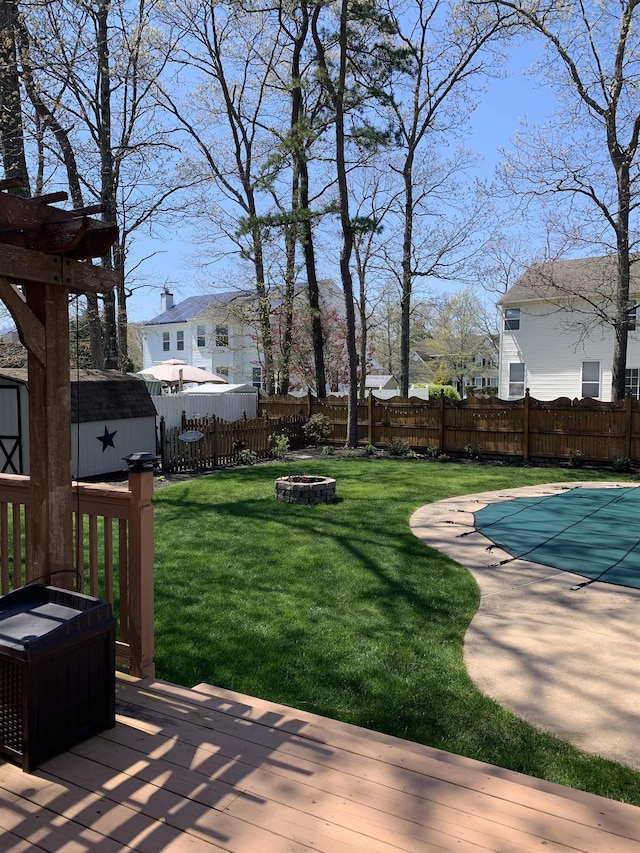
[0,675,638,852]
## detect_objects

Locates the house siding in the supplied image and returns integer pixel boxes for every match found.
[499,301,640,401]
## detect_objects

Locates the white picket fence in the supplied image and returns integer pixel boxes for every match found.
[151,392,258,430]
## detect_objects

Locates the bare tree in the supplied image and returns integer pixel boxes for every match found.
[483,0,640,400]
[16,0,184,370]
[474,230,534,298]
[157,0,291,394]
[383,0,515,397]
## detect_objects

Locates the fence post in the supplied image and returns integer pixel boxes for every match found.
[127,468,155,678]
[212,416,219,467]
[626,393,633,460]
[523,389,530,462]
[159,417,168,472]
[439,391,446,451]
[367,393,373,445]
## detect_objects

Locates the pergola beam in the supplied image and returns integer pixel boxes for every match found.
[0,243,119,293]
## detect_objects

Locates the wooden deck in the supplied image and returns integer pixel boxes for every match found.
[1,676,639,852]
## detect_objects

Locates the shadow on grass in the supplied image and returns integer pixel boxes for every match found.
[150,460,640,803]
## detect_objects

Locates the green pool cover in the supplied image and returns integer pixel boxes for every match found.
[473,486,640,590]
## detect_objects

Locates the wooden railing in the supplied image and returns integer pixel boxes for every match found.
[0,469,154,678]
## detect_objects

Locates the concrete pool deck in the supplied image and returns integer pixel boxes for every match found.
[410,481,640,771]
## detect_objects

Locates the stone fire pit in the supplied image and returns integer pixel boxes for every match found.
[274,475,337,505]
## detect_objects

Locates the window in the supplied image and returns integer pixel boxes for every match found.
[252,367,263,388]
[162,332,170,352]
[581,361,600,399]
[215,325,228,347]
[508,363,525,398]
[628,306,637,331]
[625,368,639,399]
[504,308,520,331]
[176,330,184,351]
[197,325,206,348]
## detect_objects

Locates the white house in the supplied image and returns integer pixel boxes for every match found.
[142,289,264,387]
[498,255,640,401]
[142,282,344,391]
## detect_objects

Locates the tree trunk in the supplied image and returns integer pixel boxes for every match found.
[86,292,103,366]
[334,0,358,446]
[278,218,296,394]
[97,0,118,369]
[399,157,414,397]
[0,1,30,196]
[609,131,633,400]
[288,2,326,397]
[300,158,327,397]
[251,220,275,395]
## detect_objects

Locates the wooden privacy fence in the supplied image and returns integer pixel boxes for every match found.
[261,392,640,465]
[159,414,307,472]
[0,470,154,678]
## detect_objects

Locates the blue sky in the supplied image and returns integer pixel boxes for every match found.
[127,41,552,324]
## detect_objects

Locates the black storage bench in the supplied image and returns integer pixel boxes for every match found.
[0,584,116,772]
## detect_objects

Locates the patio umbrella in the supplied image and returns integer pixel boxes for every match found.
[137,360,226,386]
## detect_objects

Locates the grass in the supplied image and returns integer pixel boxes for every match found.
[152,458,640,804]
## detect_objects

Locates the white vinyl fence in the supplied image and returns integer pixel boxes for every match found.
[152,392,258,430]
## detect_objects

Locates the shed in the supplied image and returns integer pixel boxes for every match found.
[0,369,157,478]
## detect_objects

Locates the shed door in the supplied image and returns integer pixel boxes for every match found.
[0,386,23,473]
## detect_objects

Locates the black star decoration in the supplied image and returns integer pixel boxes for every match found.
[97,425,117,452]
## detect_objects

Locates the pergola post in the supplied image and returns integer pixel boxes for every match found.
[25,282,74,587]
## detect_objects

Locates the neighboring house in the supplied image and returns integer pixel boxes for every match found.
[499,255,640,402]
[410,336,498,395]
[142,289,262,387]
[142,282,344,390]
[364,374,399,392]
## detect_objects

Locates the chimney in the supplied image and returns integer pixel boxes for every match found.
[161,287,174,312]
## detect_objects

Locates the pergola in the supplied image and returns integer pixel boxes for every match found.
[0,181,118,589]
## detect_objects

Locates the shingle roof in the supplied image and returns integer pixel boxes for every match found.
[500,255,640,305]
[364,374,398,388]
[145,291,254,325]
[0,369,156,423]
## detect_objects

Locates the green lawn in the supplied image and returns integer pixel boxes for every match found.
[152,458,640,804]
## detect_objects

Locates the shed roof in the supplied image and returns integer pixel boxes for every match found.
[0,369,156,423]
